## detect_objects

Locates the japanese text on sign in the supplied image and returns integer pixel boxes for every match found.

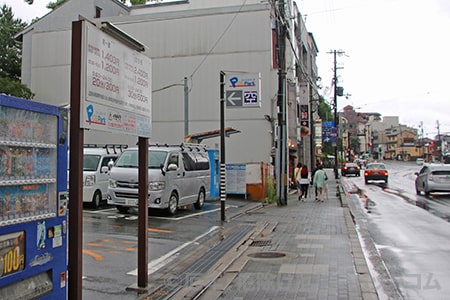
[82,22,152,137]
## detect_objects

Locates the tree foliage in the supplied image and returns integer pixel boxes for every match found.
[46,0,67,10]
[0,5,26,80]
[130,0,147,4]
[0,77,34,99]
[0,5,33,99]
[317,96,333,122]
[316,95,334,156]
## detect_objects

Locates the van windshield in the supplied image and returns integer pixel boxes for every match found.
[115,150,168,169]
[83,155,101,171]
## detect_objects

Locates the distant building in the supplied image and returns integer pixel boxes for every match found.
[384,125,420,160]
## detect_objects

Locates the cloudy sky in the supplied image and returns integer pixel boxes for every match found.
[3,0,450,137]
[299,0,450,138]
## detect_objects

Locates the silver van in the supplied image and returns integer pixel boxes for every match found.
[107,144,211,215]
[68,145,125,208]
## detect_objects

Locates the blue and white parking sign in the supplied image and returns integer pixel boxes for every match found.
[225,72,261,108]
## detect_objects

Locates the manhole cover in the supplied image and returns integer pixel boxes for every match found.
[248,251,286,259]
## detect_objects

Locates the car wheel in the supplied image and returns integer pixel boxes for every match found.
[423,184,430,196]
[91,190,102,209]
[385,178,388,184]
[415,186,421,195]
[167,192,178,215]
[116,205,129,214]
[194,189,205,210]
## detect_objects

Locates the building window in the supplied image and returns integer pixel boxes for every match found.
[95,6,102,18]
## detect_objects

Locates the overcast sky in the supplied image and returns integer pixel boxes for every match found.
[299,0,450,138]
[3,0,449,138]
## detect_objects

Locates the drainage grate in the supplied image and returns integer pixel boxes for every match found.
[250,239,272,247]
[146,224,254,300]
[246,211,265,215]
[248,251,286,259]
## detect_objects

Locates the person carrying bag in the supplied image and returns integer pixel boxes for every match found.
[313,164,327,202]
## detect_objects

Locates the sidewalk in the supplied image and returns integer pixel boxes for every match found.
[165,169,378,300]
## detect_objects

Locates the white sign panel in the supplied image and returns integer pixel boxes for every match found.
[226,164,246,194]
[299,84,309,104]
[246,163,262,184]
[225,73,261,108]
[82,22,152,137]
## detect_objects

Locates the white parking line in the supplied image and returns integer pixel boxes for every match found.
[84,208,117,215]
[127,226,220,276]
[86,205,238,220]
[151,205,238,220]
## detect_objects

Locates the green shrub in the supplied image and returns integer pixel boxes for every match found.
[265,177,277,204]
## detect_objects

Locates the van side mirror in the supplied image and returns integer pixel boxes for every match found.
[101,166,109,173]
[107,160,114,169]
[167,163,177,171]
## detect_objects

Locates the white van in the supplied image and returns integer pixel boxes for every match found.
[68,145,125,208]
[107,144,211,215]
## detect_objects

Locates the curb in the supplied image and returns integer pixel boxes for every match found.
[341,180,402,300]
[339,182,378,299]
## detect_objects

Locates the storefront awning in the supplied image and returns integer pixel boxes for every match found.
[184,127,240,143]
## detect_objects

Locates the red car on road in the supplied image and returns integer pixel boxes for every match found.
[364,163,388,184]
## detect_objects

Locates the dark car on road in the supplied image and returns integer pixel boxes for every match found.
[364,162,388,184]
[341,162,360,177]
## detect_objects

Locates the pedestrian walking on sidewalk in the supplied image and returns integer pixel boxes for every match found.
[299,164,309,201]
[310,162,319,200]
[294,162,310,201]
[294,162,303,201]
[313,164,327,202]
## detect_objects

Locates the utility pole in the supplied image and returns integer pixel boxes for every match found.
[333,50,338,178]
[437,120,442,162]
[276,0,287,205]
[184,77,189,137]
[328,49,344,179]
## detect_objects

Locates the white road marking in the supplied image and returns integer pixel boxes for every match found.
[151,205,237,221]
[127,225,220,276]
[86,205,238,220]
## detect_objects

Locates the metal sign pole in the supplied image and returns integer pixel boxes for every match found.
[220,71,226,221]
[68,20,83,300]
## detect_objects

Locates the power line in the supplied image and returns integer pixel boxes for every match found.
[189,0,248,79]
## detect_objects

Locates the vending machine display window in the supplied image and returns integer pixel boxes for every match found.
[0,106,58,226]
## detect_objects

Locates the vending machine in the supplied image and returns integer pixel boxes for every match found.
[0,94,69,299]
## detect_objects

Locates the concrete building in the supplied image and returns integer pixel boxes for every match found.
[17,0,319,174]
[372,116,399,159]
[385,125,419,160]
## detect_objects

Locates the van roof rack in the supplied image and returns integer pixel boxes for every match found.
[84,144,128,154]
[149,143,208,151]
